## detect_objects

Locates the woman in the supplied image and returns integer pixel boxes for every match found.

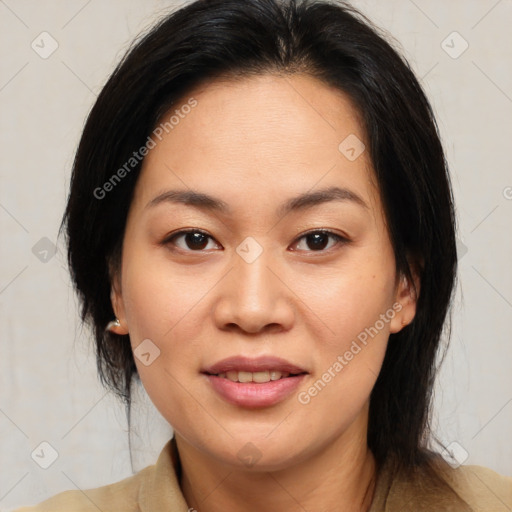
[15,0,512,510]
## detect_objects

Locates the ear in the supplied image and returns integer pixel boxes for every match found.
[108,272,129,335]
[389,264,421,334]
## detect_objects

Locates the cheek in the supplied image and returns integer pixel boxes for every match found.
[121,252,210,343]
[121,261,209,430]
[120,251,218,400]
[296,289,393,438]
[293,253,396,413]
[299,259,396,350]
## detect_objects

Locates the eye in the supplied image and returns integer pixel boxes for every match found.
[291,230,348,252]
[162,228,348,253]
[164,229,221,252]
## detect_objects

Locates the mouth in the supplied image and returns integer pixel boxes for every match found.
[202,356,308,408]
[202,355,308,380]
[209,369,305,383]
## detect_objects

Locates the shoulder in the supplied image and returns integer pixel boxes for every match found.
[374,455,512,511]
[13,438,187,512]
[443,463,512,511]
[12,464,154,512]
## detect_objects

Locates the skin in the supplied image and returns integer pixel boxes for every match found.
[110,73,419,511]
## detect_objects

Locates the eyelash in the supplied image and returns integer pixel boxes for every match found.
[162,228,349,254]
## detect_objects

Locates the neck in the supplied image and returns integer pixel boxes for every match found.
[176,418,377,512]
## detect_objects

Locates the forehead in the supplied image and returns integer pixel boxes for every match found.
[157,72,366,159]
[134,73,380,218]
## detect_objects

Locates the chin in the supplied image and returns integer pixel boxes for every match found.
[205,433,309,473]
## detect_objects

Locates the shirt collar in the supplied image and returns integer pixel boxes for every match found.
[139,436,189,510]
[137,437,469,511]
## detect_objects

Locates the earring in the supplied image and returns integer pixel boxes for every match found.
[106,318,121,332]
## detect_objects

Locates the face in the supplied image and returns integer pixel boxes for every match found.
[111,73,417,470]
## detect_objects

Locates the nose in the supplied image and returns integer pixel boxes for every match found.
[212,248,295,335]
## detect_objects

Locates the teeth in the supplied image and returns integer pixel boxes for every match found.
[238,371,253,383]
[219,370,291,383]
[253,371,270,383]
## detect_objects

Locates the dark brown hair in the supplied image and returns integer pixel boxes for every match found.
[62,0,461,484]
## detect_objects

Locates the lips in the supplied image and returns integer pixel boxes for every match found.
[203,355,308,376]
[202,356,308,408]
[217,370,292,383]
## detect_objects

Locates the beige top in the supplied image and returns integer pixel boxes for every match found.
[14,438,512,511]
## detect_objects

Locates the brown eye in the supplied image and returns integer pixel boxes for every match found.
[165,230,220,251]
[292,230,348,252]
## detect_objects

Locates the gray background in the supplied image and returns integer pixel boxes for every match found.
[1,0,511,509]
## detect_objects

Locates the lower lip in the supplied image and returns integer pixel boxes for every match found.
[205,374,306,408]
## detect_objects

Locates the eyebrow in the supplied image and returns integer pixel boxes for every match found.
[145,186,369,216]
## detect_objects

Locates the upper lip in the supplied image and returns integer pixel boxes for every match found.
[203,356,308,375]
